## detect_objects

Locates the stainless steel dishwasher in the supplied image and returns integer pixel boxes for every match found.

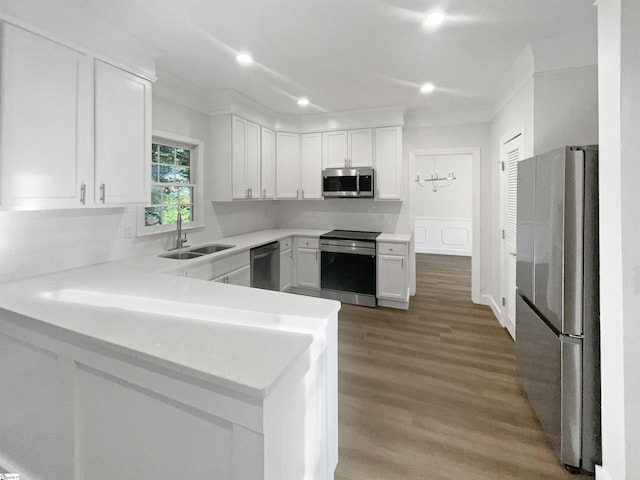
[250,241,280,291]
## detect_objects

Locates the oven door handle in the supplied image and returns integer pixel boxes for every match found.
[321,245,376,256]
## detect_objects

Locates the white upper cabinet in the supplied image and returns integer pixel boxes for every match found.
[322,129,373,168]
[260,127,276,200]
[0,22,153,210]
[1,24,92,209]
[300,133,322,199]
[374,126,403,200]
[276,132,300,199]
[322,131,348,168]
[94,60,152,205]
[231,115,261,200]
[232,116,248,200]
[347,129,373,167]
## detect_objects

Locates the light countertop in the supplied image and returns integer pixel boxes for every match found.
[0,228,338,398]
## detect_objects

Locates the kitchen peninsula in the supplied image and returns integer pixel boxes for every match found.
[0,229,340,480]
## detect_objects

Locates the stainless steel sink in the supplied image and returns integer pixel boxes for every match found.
[159,251,204,260]
[159,244,234,260]
[188,244,234,255]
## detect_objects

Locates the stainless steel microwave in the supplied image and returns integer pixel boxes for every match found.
[322,168,374,198]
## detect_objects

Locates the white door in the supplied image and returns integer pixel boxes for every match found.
[501,132,524,336]
[300,133,322,199]
[261,127,276,199]
[348,129,373,167]
[276,132,300,199]
[322,131,348,168]
[1,24,92,209]
[94,60,151,204]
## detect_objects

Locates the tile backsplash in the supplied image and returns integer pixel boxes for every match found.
[0,199,407,283]
[0,202,278,283]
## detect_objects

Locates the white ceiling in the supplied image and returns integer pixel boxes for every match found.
[8,0,598,116]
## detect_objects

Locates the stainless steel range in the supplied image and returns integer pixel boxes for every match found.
[320,229,381,307]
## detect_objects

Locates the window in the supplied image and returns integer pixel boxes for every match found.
[139,132,204,235]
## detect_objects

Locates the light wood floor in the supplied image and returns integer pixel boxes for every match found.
[334,254,587,480]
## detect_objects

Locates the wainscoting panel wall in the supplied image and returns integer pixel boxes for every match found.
[414,217,472,256]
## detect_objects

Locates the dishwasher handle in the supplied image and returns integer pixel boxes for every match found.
[250,241,280,260]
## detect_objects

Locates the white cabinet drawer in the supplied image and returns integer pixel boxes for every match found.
[377,242,407,256]
[296,237,319,249]
[186,251,250,281]
[280,237,292,251]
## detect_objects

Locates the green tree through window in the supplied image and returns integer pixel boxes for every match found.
[146,142,195,227]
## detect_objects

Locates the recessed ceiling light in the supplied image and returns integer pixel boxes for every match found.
[297,97,310,107]
[420,82,435,94]
[423,11,445,28]
[236,53,253,66]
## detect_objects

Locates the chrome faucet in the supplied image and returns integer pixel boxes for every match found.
[170,211,189,250]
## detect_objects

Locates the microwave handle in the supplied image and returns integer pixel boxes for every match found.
[356,171,360,194]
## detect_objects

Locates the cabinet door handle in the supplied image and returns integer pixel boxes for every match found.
[99,183,105,203]
[263,188,266,198]
[315,251,318,261]
[80,183,86,205]
[296,189,299,199]
[302,189,305,199]
[401,258,404,269]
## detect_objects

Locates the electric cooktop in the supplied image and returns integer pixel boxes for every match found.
[320,230,382,242]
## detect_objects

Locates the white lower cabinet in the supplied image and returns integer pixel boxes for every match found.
[377,240,409,308]
[184,251,250,286]
[280,238,293,291]
[213,264,250,286]
[295,237,320,289]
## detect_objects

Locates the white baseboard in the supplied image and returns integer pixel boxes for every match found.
[415,247,471,256]
[480,294,515,340]
[481,294,502,323]
[595,465,613,480]
[504,315,515,340]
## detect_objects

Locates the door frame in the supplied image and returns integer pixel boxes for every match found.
[409,147,481,304]
[499,124,526,339]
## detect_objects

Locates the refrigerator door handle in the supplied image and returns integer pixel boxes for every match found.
[560,334,582,468]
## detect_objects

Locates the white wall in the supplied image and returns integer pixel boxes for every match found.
[489,77,535,316]
[534,65,599,153]
[414,154,472,218]
[275,199,408,233]
[0,1,157,79]
[597,1,640,479]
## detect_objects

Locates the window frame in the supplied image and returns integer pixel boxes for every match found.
[137,130,204,236]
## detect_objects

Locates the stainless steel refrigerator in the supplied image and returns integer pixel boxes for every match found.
[515,145,601,473]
